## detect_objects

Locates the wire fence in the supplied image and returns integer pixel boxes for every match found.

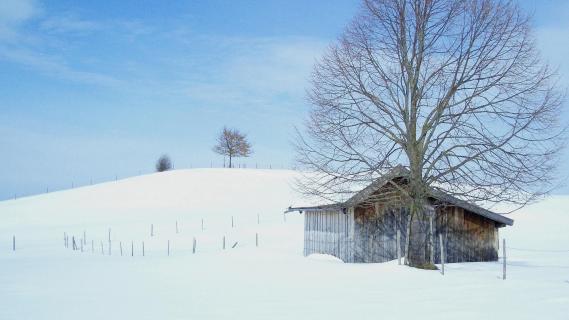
[3,162,297,201]
[2,213,300,257]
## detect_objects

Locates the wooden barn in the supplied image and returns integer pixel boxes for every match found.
[286,167,514,264]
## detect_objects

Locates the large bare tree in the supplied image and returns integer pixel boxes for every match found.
[213,127,253,168]
[296,0,565,267]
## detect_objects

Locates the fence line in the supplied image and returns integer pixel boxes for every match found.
[17,212,296,259]
[4,163,296,201]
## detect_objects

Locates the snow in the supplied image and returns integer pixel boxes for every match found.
[0,168,568,319]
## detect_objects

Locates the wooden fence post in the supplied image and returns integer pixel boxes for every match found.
[223,236,226,250]
[503,239,506,280]
[131,241,134,257]
[151,224,154,237]
[256,233,259,247]
[192,237,196,254]
[72,236,77,250]
[497,232,500,250]
[142,241,145,256]
[12,235,15,251]
[429,215,435,265]
[397,229,401,265]
[439,235,445,275]
[108,240,111,256]
[108,228,111,242]
[120,242,123,256]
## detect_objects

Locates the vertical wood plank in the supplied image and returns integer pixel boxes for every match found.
[397,229,401,265]
[440,234,445,275]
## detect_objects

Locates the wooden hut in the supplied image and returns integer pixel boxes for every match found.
[286,166,514,263]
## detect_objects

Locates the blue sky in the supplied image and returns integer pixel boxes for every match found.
[1,0,568,200]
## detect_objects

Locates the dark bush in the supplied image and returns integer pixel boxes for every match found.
[156,154,172,172]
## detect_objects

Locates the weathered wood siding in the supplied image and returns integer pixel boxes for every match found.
[304,209,355,262]
[352,206,407,263]
[435,206,499,263]
[304,204,500,264]
[351,205,499,263]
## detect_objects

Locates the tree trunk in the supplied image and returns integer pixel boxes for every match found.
[405,156,431,267]
[407,204,430,267]
[229,155,232,168]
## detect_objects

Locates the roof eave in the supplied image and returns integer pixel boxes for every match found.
[284,204,346,213]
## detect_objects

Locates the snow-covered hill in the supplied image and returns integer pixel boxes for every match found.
[0,169,568,320]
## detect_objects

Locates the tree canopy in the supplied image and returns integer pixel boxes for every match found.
[296,0,565,266]
[213,127,253,168]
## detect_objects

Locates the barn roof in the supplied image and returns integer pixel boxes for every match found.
[287,166,514,226]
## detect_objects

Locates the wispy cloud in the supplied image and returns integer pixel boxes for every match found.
[40,13,101,34]
[0,1,123,87]
[0,1,328,103]
[180,35,327,118]
[0,0,40,39]
[0,0,39,24]
[0,46,122,87]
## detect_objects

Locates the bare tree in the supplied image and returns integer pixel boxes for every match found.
[213,127,252,168]
[156,154,173,172]
[296,0,565,267]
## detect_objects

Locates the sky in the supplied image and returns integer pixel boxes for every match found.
[0,0,568,200]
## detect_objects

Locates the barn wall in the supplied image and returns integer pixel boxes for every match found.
[349,205,499,263]
[303,204,500,264]
[435,206,499,263]
[352,206,407,263]
[304,209,355,262]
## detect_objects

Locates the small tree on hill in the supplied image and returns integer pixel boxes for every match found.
[156,154,173,172]
[213,127,252,168]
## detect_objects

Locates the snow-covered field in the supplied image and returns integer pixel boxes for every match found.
[0,168,568,320]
